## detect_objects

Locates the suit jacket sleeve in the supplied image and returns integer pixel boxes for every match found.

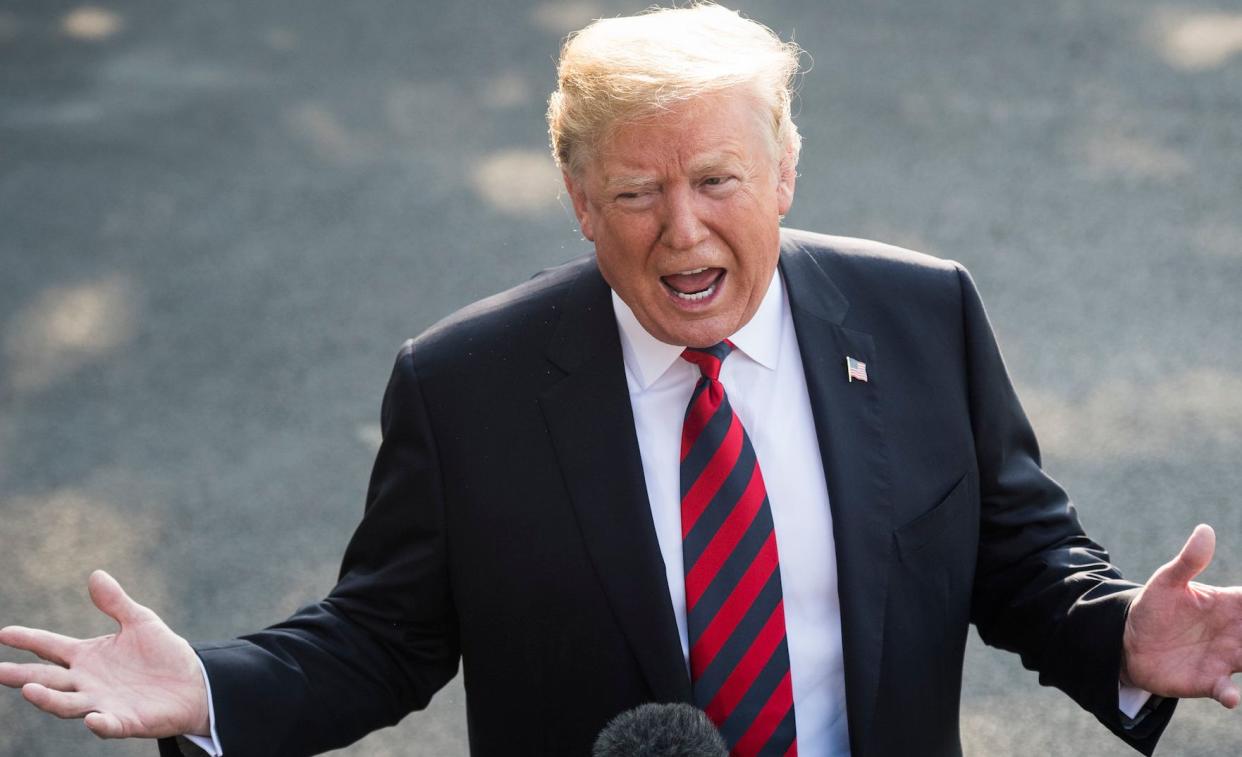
[956,264,1176,753]
[159,342,460,757]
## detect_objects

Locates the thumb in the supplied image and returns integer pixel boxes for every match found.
[1212,675,1240,710]
[84,711,127,739]
[88,570,149,629]
[1154,524,1215,587]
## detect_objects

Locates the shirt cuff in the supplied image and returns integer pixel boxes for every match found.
[1118,681,1154,721]
[183,654,224,756]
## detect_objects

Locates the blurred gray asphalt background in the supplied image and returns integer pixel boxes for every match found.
[2,0,1241,754]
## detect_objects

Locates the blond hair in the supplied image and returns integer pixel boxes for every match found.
[547,3,805,177]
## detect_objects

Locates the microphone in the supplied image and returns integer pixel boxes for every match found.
[592,702,728,756]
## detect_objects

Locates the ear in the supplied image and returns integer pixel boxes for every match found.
[775,146,797,217]
[562,171,595,242]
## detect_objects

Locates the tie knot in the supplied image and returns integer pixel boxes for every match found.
[681,340,735,381]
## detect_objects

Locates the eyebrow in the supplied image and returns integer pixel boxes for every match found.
[602,152,746,193]
[687,151,744,175]
[603,175,660,193]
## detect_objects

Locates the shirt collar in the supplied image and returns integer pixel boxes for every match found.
[611,270,785,391]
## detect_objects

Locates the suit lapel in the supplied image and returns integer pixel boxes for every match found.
[781,239,895,757]
[537,264,692,704]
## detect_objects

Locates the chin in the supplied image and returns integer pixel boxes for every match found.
[660,321,734,349]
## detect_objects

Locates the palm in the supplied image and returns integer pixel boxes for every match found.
[0,570,208,739]
[1123,525,1242,708]
[69,612,205,735]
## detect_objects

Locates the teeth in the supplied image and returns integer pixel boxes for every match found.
[672,283,717,301]
[675,267,709,275]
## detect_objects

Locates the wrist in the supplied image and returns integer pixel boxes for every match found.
[190,696,211,738]
[1119,654,1135,688]
[179,638,212,737]
[1119,596,1141,688]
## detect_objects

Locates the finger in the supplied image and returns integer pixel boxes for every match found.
[1155,524,1216,586]
[88,570,152,628]
[0,661,76,691]
[21,682,93,719]
[0,626,79,667]
[1212,675,1240,709]
[84,710,127,739]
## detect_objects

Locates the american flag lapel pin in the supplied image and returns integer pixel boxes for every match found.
[846,356,868,383]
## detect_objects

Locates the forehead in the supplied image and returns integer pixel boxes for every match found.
[590,91,772,180]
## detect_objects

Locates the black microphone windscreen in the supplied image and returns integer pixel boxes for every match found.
[592,702,728,757]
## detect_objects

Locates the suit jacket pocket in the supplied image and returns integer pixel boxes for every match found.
[893,472,974,559]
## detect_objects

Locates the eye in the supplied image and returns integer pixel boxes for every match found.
[614,189,656,209]
[701,175,736,190]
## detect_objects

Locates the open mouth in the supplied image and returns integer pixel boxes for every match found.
[660,267,725,302]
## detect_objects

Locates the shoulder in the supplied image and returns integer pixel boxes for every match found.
[400,253,602,377]
[781,227,962,279]
[779,227,969,320]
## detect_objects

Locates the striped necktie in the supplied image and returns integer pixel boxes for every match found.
[680,340,797,757]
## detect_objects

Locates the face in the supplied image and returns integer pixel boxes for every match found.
[563,91,796,348]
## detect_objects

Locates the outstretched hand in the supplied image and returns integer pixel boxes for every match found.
[0,570,209,739]
[1123,524,1242,708]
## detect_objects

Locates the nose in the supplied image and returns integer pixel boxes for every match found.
[659,183,709,251]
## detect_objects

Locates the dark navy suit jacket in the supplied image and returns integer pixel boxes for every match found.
[161,229,1176,756]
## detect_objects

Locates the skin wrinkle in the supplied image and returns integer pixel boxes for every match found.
[603,150,752,199]
[569,85,789,183]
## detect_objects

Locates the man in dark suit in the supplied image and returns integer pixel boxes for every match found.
[3,4,1240,756]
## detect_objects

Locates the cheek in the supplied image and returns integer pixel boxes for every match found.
[719,220,780,284]
[601,216,659,261]
[596,238,649,290]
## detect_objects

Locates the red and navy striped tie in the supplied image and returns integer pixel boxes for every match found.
[680,340,797,757]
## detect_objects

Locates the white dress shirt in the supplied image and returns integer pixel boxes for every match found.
[612,271,851,755]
